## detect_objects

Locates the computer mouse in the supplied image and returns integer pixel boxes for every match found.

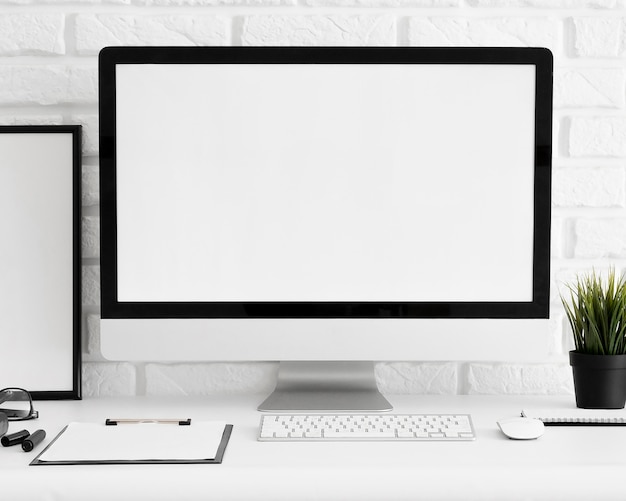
[497,417,545,440]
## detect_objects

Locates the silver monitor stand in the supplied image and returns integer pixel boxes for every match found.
[257,361,393,412]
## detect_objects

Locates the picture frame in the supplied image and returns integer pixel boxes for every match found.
[0,125,81,399]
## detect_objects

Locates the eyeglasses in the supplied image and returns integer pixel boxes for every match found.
[0,388,38,421]
[0,412,7,437]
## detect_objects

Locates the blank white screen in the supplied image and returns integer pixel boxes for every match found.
[116,63,536,302]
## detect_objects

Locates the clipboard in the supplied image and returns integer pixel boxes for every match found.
[30,419,233,466]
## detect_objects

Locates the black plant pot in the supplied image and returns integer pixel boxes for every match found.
[570,351,626,409]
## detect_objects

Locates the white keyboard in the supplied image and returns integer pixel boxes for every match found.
[259,413,475,441]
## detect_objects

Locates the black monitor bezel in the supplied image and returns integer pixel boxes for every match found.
[99,46,552,320]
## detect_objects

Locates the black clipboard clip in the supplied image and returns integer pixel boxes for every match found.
[105,418,191,426]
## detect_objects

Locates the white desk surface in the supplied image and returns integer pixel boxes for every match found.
[1,394,623,500]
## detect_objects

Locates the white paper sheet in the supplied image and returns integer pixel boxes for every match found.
[37,421,227,462]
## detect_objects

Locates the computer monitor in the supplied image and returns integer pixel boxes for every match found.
[99,47,552,411]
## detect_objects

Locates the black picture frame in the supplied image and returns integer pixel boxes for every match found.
[0,125,81,400]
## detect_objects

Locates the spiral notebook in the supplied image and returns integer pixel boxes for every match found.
[521,408,626,426]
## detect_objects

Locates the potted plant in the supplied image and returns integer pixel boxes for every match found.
[562,268,626,409]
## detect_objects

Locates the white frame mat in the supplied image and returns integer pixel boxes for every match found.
[0,126,81,399]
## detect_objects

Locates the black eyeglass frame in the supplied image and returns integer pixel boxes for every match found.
[0,388,39,421]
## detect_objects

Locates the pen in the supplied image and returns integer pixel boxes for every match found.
[2,429,29,447]
[22,429,45,452]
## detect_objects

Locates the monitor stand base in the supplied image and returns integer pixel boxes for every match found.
[257,361,393,412]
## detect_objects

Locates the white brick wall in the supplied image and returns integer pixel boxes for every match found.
[75,14,230,53]
[3,1,625,398]
[241,15,397,45]
[572,17,624,56]
[554,68,626,108]
[407,17,561,50]
[569,117,626,157]
[0,14,64,55]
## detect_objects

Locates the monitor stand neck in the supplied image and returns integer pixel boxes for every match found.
[257,361,393,412]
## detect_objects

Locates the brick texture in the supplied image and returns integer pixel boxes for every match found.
[470,0,623,5]
[75,14,229,54]
[82,165,99,207]
[574,219,626,258]
[83,362,136,397]
[82,216,100,259]
[408,17,560,52]
[241,15,396,46]
[467,364,574,395]
[145,363,278,395]
[0,66,97,105]
[82,265,100,307]
[0,14,64,55]
[569,117,626,157]
[553,166,626,207]
[376,363,458,394]
[573,17,624,57]
[554,68,626,108]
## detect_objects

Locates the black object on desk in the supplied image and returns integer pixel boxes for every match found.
[22,430,45,452]
[2,429,30,447]
[105,418,192,426]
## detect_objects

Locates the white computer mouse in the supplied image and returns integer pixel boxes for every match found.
[497,417,545,440]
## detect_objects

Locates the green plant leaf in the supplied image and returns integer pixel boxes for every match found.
[560,267,626,355]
